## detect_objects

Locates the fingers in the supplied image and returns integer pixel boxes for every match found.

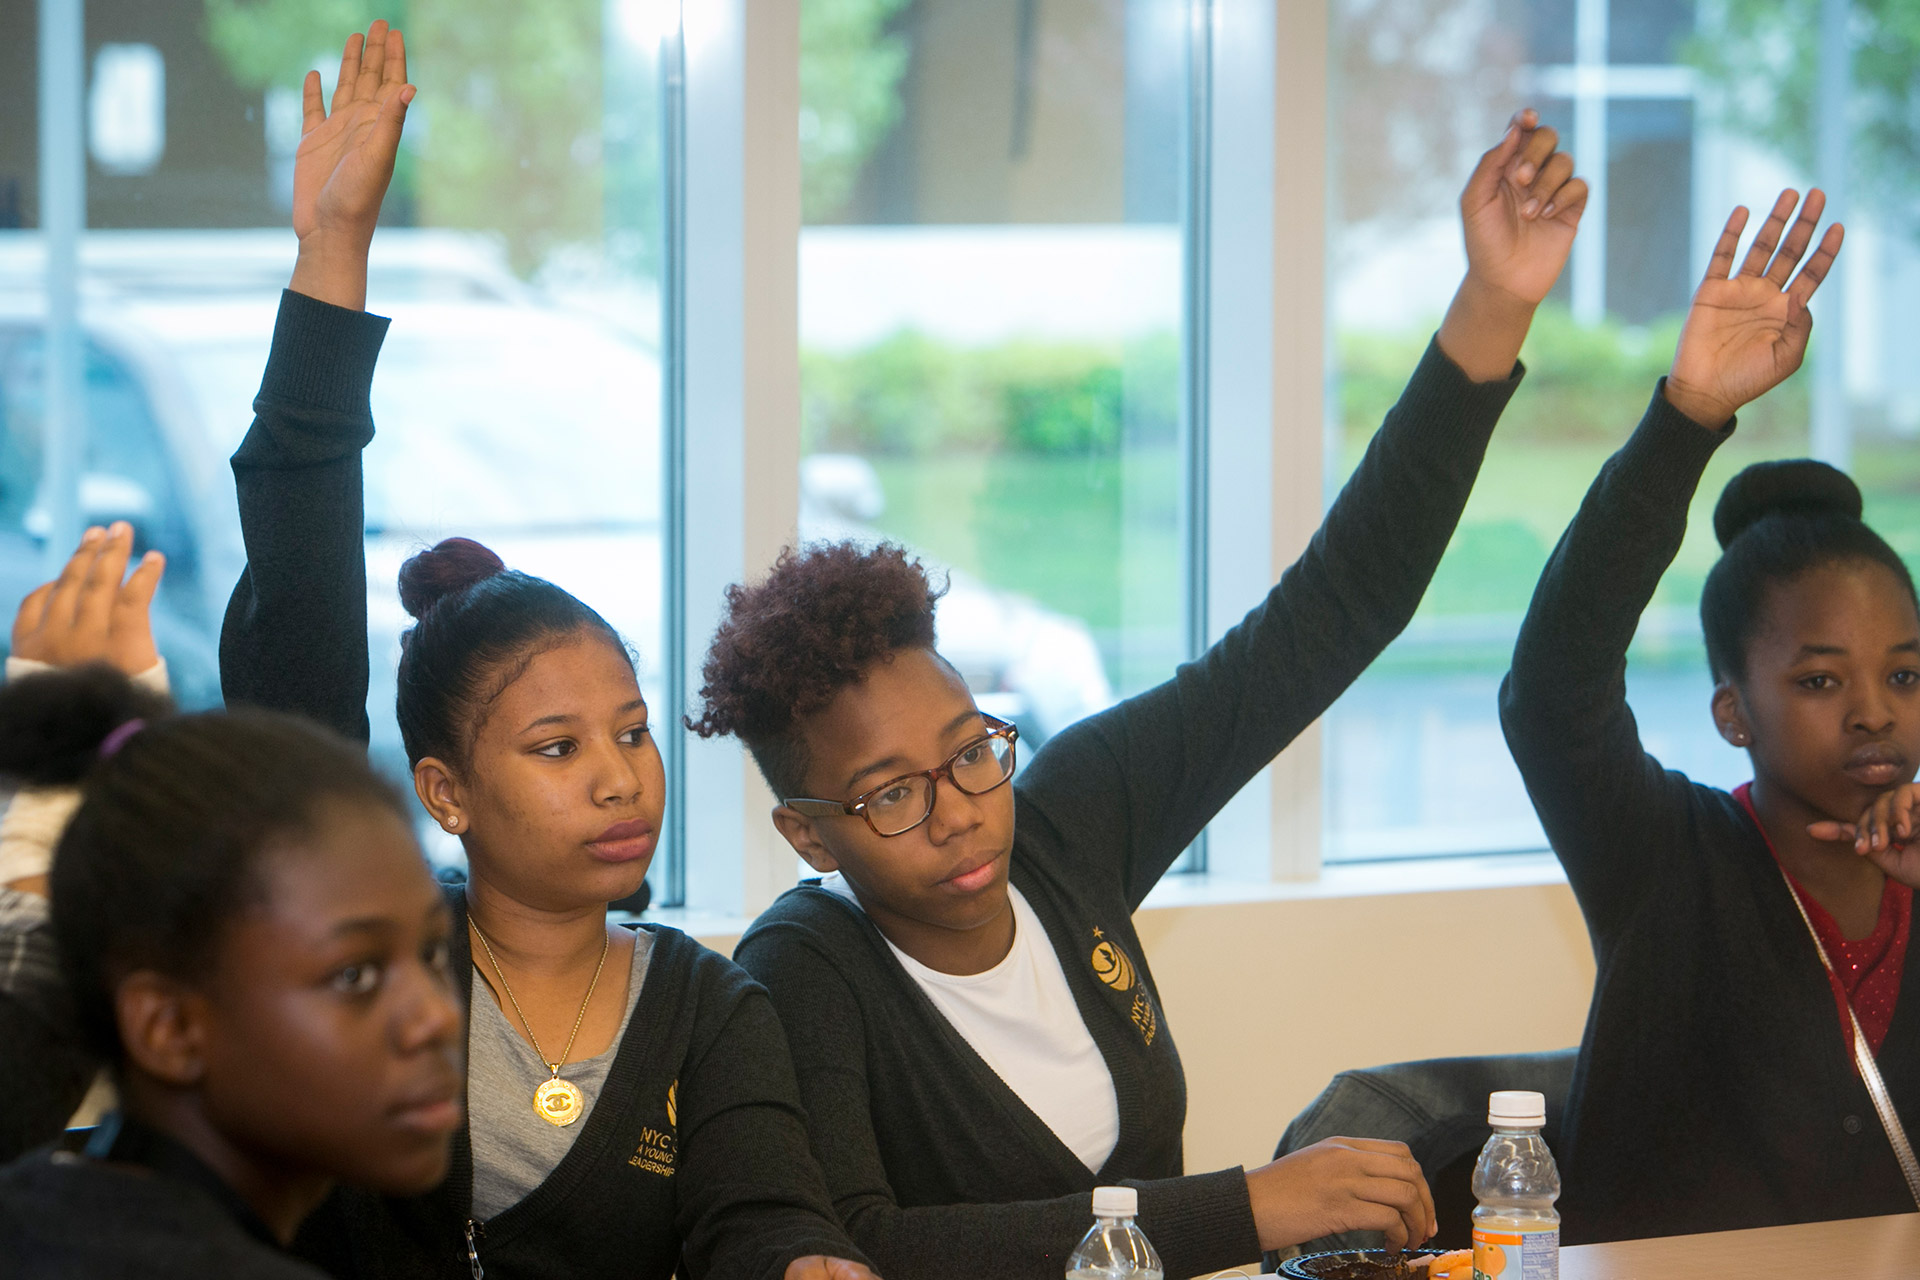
[1736,189,1800,279]
[1510,121,1560,190]
[1762,188,1828,287]
[1542,176,1588,226]
[1520,150,1574,218]
[371,81,416,160]
[1464,109,1538,207]
[1807,819,1858,843]
[356,19,391,104]
[10,580,54,653]
[331,32,364,114]
[1705,206,1750,282]
[75,523,135,640]
[1336,1141,1433,1246]
[117,549,165,624]
[782,1257,878,1280]
[1786,221,1845,310]
[1856,784,1919,854]
[302,70,326,134]
[39,525,107,637]
[385,27,408,91]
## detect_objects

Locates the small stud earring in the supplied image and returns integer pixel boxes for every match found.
[445,815,462,832]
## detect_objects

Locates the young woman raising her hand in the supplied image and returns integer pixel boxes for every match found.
[219,24,877,1280]
[687,114,1590,1280]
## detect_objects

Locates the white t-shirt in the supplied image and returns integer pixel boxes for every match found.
[820,873,1121,1172]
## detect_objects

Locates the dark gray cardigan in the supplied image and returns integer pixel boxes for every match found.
[737,336,1525,1280]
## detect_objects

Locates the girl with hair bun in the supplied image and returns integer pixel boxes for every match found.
[1503,190,1920,1241]
[0,659,464,1278]
[218,24,875,1280]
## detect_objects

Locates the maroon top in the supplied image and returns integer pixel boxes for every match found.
[1737,782,1913,1056]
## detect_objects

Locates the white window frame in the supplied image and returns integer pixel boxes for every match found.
[657,0,1572,921]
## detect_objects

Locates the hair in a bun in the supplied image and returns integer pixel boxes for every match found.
[1712,459,1862,550]
[394,540,629,766]
[0,666,404,1063]
[1701,458,1915,682]
[0,664,171,789]
[398,537,508,619]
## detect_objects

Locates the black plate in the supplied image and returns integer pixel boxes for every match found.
[1277,1249,1449,1279]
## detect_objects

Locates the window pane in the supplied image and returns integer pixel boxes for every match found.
[9,1,669,891]
[798,0,1192,750]
[1323,0,1812,863]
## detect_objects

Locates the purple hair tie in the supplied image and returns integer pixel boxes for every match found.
[99,719,147,759]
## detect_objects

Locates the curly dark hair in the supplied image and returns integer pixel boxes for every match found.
[688,540,947,797]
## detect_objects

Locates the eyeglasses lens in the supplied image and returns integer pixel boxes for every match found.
[865,735,1015,836]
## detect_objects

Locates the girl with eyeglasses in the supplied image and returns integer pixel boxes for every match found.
[1502,191,1920,1240]
[215,24,877,1280]
[687,116,1589,1279]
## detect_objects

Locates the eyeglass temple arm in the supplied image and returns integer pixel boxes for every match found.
[780,797,856,818]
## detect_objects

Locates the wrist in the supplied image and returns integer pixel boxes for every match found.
[1661,375,1734,429]
[1437,273,1537,383]
[290,231,373,311]
[1456,270,1541,322]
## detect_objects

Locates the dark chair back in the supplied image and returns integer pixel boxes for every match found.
[1268,1049,1577,1261]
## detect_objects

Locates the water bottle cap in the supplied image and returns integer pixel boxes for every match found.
[1091,1186,1137,1218]
[1488,1090,1546,1127]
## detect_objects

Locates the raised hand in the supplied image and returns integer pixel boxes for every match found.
[1665,189,1844,428]
[289,21,415,311]
[1460,109,1588,307]
[1437,110,1586,382]
[11,522,165,675]
[1246,1136,1436,1252]
[1808,782,1920,891]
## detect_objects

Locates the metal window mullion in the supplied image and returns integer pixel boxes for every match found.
[1179,0,1215,873]
[659,13,690,909]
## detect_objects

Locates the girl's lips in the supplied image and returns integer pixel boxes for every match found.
[589,819,657,863]
[1845,760,1905,788]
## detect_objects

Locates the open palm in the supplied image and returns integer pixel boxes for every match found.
[293,21,413,246]
[1667,190,1843,426]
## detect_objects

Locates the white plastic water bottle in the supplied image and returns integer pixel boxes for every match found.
[1065,1186,1163,1280]
[1471,1090,1561,1280]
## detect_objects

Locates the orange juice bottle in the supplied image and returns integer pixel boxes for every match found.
[1470,1091,1560,1280]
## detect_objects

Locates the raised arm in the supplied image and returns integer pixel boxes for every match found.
[1019,113,1585,904]
[219,23,412,742]
[1500,190,1843,926]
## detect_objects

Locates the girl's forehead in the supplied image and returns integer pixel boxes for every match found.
[1753,562,1920,647]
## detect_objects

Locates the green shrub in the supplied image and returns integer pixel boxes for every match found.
[802,331,1180,458]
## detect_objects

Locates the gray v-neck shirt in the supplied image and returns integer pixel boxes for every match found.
[468,930,652,1221]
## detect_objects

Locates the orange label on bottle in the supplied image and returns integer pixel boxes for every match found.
[1472,1225,1556,1280]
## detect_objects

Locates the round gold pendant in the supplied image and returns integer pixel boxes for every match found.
[533,1076,586,1127]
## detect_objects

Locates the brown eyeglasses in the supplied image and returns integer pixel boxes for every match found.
[782,716,1019,837]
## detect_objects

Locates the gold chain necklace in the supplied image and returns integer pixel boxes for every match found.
[469,918,610,1128]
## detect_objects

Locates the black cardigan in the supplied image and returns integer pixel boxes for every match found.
[0,1116,327,1280]
[1499,386,1920,1243]
[297,902,859,1280]
[735,336,1525,1280]
[223,290,866,1280]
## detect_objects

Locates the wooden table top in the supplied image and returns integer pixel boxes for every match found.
[1560,1212,1920,1278]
